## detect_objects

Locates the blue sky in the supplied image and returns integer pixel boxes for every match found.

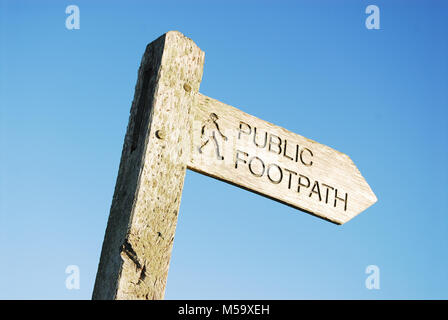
[0,0,447,299]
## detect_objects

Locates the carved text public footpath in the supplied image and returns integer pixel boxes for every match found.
[234,120,348,212]
[192,113,348,215]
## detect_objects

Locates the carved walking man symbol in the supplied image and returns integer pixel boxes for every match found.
[198,113,228,160]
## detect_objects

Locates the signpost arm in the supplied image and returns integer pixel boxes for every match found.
[188,93,377,224]
[93,31,204,300]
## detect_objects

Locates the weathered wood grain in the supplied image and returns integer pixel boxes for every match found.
[188,94,377,225]
[92,31,204,300]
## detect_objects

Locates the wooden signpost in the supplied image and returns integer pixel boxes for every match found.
[92,31,377,300]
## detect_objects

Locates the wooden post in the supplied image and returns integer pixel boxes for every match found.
[93,30,377,300]
[92,31,204,300]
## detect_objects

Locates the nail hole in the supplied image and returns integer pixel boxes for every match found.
[155,130,165,139]
[183,83,192,92]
